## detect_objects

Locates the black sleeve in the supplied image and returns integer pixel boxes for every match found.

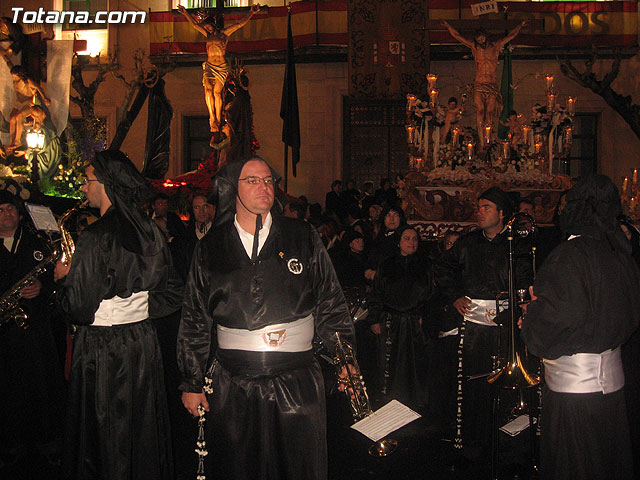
[433,240,465,305]
[55,229,107,326]
[520,248,588,359]
[310,226,355,355]
[177,241,215,393]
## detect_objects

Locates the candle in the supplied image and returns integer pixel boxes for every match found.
[427,74,438,91]
[484,125,493,144]
[406,93,417,110]
[501,141,510,160]
[564,127,573,145]
[533,142,542,153]
[451,127,461,147]
[522,125,531,146]
[545,74,554,93]
[466,142,474,160]
[429,89,439,108]
[623,176,629,194]
[406,125,415,144]
[547,93,556,110]
[633,168,638,186]
[566,96,576,116]
[631,196,637,211]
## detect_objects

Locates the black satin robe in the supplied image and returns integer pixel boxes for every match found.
[56,208,183,480]
[368,252,434,407]
[177,215,354,480]
[521,233,640,480]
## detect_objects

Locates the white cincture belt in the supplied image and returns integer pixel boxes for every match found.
[92,291,149,327]
[217,314,314,352]
[543,346,624,394]
[464,298,499,327]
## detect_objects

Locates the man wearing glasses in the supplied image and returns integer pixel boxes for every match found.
[54,151,183,480]
[178,156,355,480]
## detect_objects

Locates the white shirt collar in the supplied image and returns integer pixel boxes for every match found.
[234,212,273,259]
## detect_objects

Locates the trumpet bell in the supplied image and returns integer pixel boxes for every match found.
[369,438,398,457]
[487,351,540,389]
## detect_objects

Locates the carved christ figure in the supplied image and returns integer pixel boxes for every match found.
[442,20,525,144]
[178,4,259,135]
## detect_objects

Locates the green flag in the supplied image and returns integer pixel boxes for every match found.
[498,48,513,140]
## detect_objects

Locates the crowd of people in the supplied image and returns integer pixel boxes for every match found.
[1,157,640,480]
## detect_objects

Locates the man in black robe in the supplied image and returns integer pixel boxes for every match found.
[54,150,183,480]
[0,190,64,467]
[521,175,640,480]
[436,186,532,451]
[177,155,355,480]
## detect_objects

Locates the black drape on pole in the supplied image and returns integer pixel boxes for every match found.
[142,79,173,179]
[280,4,300,189]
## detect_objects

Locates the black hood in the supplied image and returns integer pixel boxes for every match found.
[92,149,164,256]
[211,155,282,227]
[559,174,629,253]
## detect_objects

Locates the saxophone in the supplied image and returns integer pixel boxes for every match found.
[0,199,88,328]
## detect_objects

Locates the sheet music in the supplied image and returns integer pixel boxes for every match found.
[499,414,534,437]
[350,399,421,442]
[25,203,59,232]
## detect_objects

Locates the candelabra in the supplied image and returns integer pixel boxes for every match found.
[621,168,639,221]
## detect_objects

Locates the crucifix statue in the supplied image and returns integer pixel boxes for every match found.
[441,20,526,144]
[178,3,260,142]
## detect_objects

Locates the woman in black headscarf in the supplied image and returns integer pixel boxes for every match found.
[368,225,434,409]
[55,150,183,480]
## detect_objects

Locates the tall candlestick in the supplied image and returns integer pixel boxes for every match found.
[545,74,554,93]
[406,125,415,144]
[429,89,439,108]
[406,93,417,111]
[451,127,461,147]
[484,124,493,145]
[564,127,573,145]
[501,141,510,160]
[522,125,531,146]
[466,142,474,161]
[427,74,438,91]
[566,96,576,116]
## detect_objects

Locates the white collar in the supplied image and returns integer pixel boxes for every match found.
[234,212,273,259]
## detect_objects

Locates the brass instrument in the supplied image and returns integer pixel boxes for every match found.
[0,199,88,328]
[58,199,88,266]
[488,212,540,389]
[333,333,397,457]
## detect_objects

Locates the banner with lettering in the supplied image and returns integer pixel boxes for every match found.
[149,0,637,55]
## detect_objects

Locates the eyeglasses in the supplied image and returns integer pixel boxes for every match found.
[81,177,100,185]
[239,176,277,186]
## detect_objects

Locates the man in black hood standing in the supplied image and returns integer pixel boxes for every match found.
[521,175,640,480]
[54,150,183,480]
[177,156,354,480]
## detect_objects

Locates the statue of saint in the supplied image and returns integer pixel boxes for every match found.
[1,48,51,157]
[178,4,259,142]
[441,20,525,144]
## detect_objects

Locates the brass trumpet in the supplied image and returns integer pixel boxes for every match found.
[334,333,397,457]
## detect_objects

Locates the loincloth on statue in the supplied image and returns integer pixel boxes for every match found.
[202,61,229,85]
[473,82,503,115]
